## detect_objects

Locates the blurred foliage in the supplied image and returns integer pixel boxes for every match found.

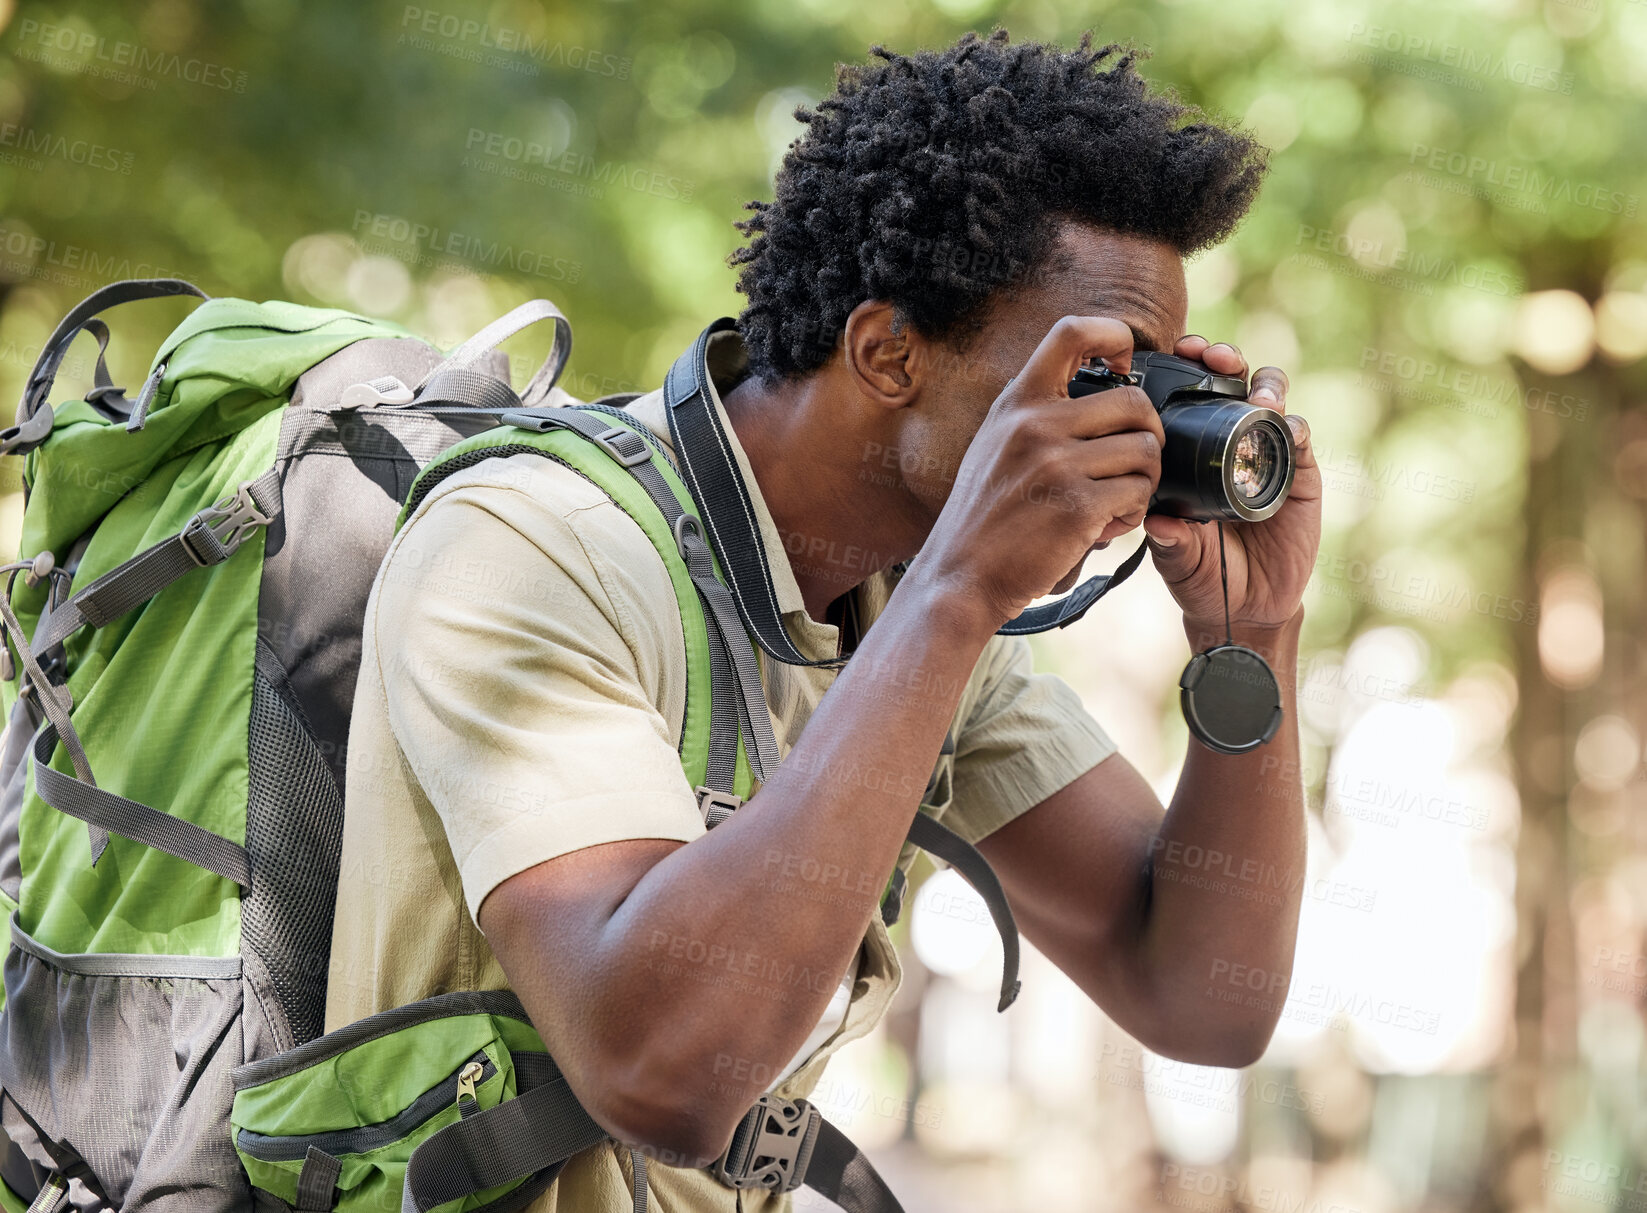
[2,0,1646,1210]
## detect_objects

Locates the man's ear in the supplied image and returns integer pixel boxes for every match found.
[842,300,922,408]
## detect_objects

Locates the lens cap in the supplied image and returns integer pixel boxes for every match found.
[1179,643,1283,755]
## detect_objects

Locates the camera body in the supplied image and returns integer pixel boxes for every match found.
[1068,352,1296,523]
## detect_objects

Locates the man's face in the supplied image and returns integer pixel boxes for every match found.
[898,219,1190,520]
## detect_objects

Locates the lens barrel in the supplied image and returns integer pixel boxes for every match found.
[1154,399,1295,522]
[1067,353,1297,523]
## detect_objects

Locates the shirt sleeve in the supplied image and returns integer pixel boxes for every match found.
[369,461,705,922]
[941,633,1119,846]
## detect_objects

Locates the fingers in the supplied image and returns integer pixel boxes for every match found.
[1066,427,1163,491]
[1282,412,1320,503]
[1011,315,1136,400]
[1249,366,1289,411]
[1175,334,1247,377]
[1041,387,1166,446]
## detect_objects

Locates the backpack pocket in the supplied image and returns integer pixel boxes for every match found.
[0,917,249,1211]
[229,990,580,1213]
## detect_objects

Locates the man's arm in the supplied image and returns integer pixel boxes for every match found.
[978,337,1320,1067]
[977,611,1306,1068]
[477,316,1165,1166]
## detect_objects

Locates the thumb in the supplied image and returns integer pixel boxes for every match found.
[1143,515,1197,570]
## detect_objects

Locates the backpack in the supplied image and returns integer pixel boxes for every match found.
[0,282,1022,1213]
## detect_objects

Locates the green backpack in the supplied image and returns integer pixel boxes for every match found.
[0,281,1021,1213]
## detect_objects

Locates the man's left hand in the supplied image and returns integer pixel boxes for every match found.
[1141,336,1321,633]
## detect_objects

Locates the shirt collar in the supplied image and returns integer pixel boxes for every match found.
[622,328,846,664]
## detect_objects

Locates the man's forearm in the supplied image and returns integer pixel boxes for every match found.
[1136,609,1307,1052]
[584,577,996,1142]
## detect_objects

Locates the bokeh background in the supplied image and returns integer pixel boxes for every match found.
[1,0,1644,1210]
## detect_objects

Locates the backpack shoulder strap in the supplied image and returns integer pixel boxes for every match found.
[404,407,776,807]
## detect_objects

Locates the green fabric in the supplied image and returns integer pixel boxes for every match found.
[402,417,755,800]
[0,1175,27,1213]
[2,298,415,957]
[231,1011,538,1213]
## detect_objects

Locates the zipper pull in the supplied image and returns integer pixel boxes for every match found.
[456,1060,485,1119]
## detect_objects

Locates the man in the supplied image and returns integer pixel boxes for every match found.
[329,29,1321,1211]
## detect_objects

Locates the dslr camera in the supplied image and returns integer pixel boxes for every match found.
[1069,352,1296,523]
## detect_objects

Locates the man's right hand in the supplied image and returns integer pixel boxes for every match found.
[903,316,1166,632]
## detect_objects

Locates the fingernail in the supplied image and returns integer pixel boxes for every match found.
[1152,533,1179,548]
[1251,388,1277,405]
[1286,414,1309,443]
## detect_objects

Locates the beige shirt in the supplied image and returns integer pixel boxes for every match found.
[326,331,1118,1210]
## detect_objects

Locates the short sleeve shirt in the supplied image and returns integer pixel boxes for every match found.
[325,330,1119,1211]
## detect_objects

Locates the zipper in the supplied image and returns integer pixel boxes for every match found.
[236,1051,496,1162]
[456,1059,485,1119]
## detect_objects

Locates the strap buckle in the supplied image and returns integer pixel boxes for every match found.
[710,1095,821,1193]
[182,479,272,566]
[594,424,651,467]
[695,785,741,829]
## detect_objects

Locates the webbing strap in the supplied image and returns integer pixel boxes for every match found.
[629,1149,649,1213]
[906,811,1022,1012]
[0,468,272,884]
[415,299,571,407]
[801,1118,905,1213]
[30,468,282,656]
[30,722,251,887]
[24,1174,66,1213]
[7,278,207,451]
[294,1147,341,1212]
[399,1054,606,1213]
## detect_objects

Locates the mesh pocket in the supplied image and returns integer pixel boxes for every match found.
[242,637,344,1050]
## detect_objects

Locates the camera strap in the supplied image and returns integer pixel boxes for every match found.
[665,318,853,668]
[994,540,1147,635]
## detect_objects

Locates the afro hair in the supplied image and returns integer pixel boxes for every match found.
[729,30,1268,382]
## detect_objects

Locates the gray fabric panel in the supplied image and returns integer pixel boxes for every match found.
[240,637,343,1050]
[261,339,506,795]
[0,943,249,1210]
[0,696,42,904]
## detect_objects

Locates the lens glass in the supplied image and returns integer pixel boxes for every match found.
[1231,424,1281,501]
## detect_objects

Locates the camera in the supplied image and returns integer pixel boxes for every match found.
[1068,352,1296,523]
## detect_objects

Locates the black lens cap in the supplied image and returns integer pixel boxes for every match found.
[1179,643,1283,755]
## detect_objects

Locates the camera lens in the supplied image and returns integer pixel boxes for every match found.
[1231,425,1280,501]
[1152,403,1295,523]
